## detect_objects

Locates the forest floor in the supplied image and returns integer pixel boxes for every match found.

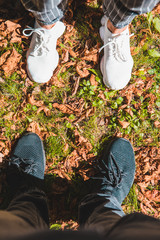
[0,0,160,230]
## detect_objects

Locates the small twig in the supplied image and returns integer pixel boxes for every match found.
[63,91,67,104]
[72,76,80,97]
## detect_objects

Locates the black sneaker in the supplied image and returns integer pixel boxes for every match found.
[96,138,135,204]
[10,132,46,180]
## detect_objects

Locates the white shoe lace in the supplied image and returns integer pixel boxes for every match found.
[99,33,134,62]
[23,26,52,57]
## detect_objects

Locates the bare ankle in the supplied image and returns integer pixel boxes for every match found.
[38,22,56,29]
[107,19,128,34]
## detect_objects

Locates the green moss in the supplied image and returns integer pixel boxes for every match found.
[123,184,140,214]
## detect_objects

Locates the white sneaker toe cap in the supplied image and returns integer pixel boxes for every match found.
[101,57,133,90]
[26,53,59,83]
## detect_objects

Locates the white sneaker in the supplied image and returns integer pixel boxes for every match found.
[23,21,66,83]
[99,16,133,90]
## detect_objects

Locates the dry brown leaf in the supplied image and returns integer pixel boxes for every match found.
[142,161,150,174]
[4,112,14,120]
[11,125,16,130]
[125,90,133,105]
[145,78,154,90]
[86,108,94,118]
[10,31,21,43]
[144,173,159,183]
[140,202,150,215]
[27,94,44,106]
[139,35,147,47]
[145,138,154,144]
[62,49,69,63]
[74,129,92,151]
[0,50,11,66]
[49,132,57,137]
[74,107,95,123]
[53,103,79,114]
[82,53,98,62]
[5,20,21,32]
[25,78,34,87]
[18,62,27,79]
[53,169,71,180]
[0,141,5,150]
[68,48,77,58]
[64,143,69,153]
[154,121,160,128]
[90,74,98,88]
[0,22,7,35]
[137,182,148,191]
[139,28,151,35]
[64,150,80,172]
[118,120,130,128]
[125,108,133,117]
[130,46,140,56]
[1,48,21,75]
[65,62,76,68]
[27,121,41,136]
[136,89,144,96]
[37,106,51,116]
[0,38,8,47]
[98,91,106,101]
[72,76,80,96]
[76,62,90,78]
[145,190,160,202]
[0,77,5,83]
[118,104,128,110]
[0,153,4,163]
[50,76,65,88]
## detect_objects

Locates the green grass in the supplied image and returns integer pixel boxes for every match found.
[0,7,159,163]
[50,223,62,230]
[0,3,160,222]
[122,184,140,214]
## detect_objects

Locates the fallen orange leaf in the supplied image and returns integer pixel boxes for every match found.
[1,48,21,75]
[118,120,130,128]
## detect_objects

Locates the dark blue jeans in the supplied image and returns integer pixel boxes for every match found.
[0,187,160,240]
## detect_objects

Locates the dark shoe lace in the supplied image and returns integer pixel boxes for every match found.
[10,157,38,175]
[94,153,122,191]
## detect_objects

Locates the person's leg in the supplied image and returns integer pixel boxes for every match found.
[107,213,160,240]
[0,133,49,238]
[79,194,122,236]
[21,0,67,27]
[20,0,67,83]
[103,0,160,29]
[0,189,48,238]
[100,0,160,90]
[79,138,135,237]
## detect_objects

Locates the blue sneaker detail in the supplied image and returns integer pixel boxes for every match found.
[96,138,135,204]
[10,133,46,180]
